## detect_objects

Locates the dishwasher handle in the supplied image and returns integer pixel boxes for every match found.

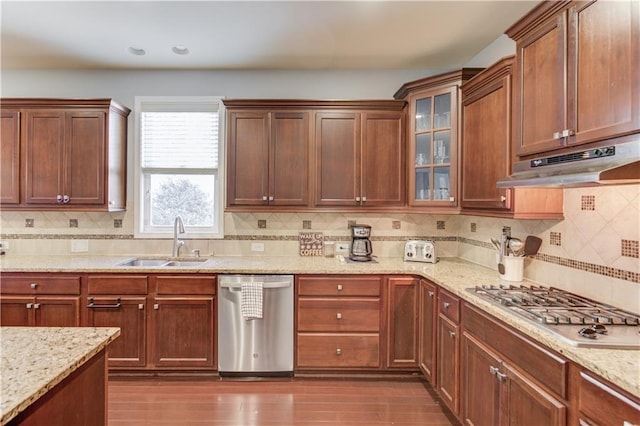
[219,281,292,290]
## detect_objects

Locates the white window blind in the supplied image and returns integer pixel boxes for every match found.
[141,112,218,169]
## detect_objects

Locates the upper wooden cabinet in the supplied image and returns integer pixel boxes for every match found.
[224,99,405,211]
[315,107,405,208]
[394,69,482,210]
[0,99,130,211]
[461,56,564,219]
[507,0,640,157]
[225,104,311,207]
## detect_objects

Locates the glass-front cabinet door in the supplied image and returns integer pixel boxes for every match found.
[409,86,457,206]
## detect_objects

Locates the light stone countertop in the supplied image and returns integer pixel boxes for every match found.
[1,254,639,398]
[0,326,120,425]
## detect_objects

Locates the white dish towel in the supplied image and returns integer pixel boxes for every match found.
[241,281,263,320]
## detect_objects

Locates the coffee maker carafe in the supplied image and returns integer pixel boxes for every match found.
[349,224,373,262]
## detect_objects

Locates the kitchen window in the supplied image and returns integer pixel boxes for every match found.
[134,97,225,238]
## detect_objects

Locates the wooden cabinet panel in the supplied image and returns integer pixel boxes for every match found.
[1,98,129,211]
[298,275,381,297]
[36,296,81,326]
[152,297,215,368]
[437,315,459,416]
[270,112,310,206]
[86,296,147,368]
[361,112,405,207]
[87,275,148,295]
[578,371,640,426]
[226,111,270,206]
[1,296,33,326]
[438,289,460,323]
[509,0,640,156]
[0,110,20,205]
[386,276,418,368]
[296,333,380,368]
[155,275,216,295]
[418,279,437,383]
[461,332,501,426]
[315,112,361,207]
[1,275,81,295]
[297,298,380,332]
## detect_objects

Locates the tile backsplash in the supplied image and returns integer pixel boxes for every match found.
[1,185,638,311]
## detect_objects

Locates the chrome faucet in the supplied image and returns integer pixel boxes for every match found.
[172,215,186,257]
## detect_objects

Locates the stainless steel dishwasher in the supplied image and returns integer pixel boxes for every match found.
[217,274,294,376]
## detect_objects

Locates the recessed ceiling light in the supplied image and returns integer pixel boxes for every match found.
[128,47,146,56]
[172,45,190,55]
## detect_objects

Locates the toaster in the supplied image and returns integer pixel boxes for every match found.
[403,240,438,263]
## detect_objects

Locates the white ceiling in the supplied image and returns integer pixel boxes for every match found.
[1,1,538,70]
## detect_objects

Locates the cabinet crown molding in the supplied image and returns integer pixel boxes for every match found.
[223,99,406,111]
[393,68,484,100]
[1,98,131,116]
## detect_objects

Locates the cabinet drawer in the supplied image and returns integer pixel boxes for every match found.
[298,276,381,297]
[296,333,380,368]
[1,276,81,295]
[579,371,640,426]
[438,289,459,323]
[155,275,216,295]
[297,298,380,332]
[87,275,148,295]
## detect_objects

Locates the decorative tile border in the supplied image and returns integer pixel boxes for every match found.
[534,253,640,283]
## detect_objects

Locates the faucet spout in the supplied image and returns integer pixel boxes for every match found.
[173,215,186,257]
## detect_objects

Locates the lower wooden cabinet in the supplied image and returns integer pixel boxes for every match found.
[296,275,382,370]
[437,289,461,416]
[418,279,437,383]
[578,370,640,426]
[0,274,81,326]
[386,276,419,369]
[151,275,216,369]
[85,275,148,368]
[462,303,568,426]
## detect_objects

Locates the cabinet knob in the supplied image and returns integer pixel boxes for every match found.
[428,291,434,297]
[355,196,361,202]
[496,371,507,381]
[63,195,70,203]
[443,302,450,309]
[552,131,562,139]
[337,284,343,291]
[26,303,33,309]
[30,283,38,289]
[138,304,144,310]
[262,196,268,201]
[449,331,456,339]
[336,312,342,320]
[489,366,499,376]
[33,303,40,309]
[154,303,159,310]
[56,194,63,203]
[336,348,342,355]
[361,196,367,202]
[500,196,507,202]
[269,196,274,201]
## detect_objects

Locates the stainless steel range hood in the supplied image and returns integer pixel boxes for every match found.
[497,140,640,188]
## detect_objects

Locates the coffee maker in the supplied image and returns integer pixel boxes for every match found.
[349,224,373,262]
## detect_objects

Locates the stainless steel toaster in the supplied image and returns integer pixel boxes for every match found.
[403,240,437,263]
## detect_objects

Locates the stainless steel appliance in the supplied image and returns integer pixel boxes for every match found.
[218,274,294,376]
[467,285,640,349]
[349,224,373,262]
[403,240,437,263]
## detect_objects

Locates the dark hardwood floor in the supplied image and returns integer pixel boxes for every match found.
[108,376,459,425]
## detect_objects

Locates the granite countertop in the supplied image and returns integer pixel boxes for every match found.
[0,327,120,425]
[1,254,639,398]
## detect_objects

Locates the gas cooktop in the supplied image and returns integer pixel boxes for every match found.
[467,285,640,349]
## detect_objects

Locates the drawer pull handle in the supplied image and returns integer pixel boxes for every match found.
[336,348,342,355]
[489,366,499,376]
[87,297,122,309]
[336,312,342,320]
[30,283,38,289]
[337,284,343,291]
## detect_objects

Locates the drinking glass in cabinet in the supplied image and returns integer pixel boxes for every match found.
[434,168,450,200]
[415,168,431,200]
[434,132,450,164]
[415,98,432,132]
[416,133,431,165]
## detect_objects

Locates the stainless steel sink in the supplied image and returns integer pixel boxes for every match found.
[117,258,208,267]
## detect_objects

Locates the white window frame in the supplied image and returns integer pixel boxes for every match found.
[133,96,225,239]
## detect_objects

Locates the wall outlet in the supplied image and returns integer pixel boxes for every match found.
[336,242,350,254]
[0,241,9,251]
[71,240,89,253]
[251,242,265,252]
